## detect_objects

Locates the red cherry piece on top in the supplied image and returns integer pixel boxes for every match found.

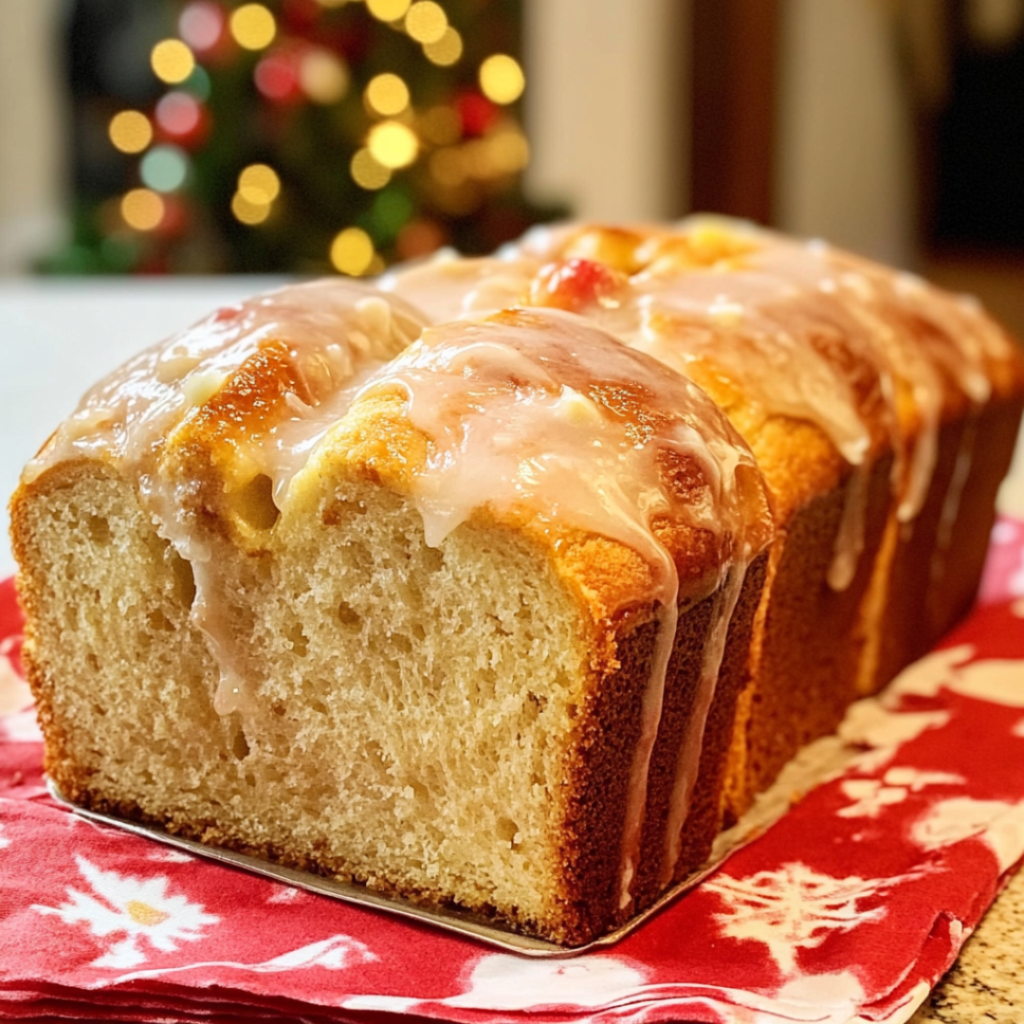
[529,258,628,312]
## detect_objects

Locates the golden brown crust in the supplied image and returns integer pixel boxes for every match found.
[730,452,896,809]
[551,614,663,942]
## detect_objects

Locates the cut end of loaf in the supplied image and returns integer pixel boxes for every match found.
[14,455,668,943]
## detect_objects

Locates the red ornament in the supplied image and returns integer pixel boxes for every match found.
[254,47,303,104]
[154,91,210,149]
[396,219,447,261]
[456,92,498,137]
[180,1,235,66]
[179,1,225,53]
[158,194,190,238]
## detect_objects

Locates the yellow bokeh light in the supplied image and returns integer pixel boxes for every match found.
[121,189,165,231]
[367,0,411,21]
[463,139,496,179]
[232,191,272,225]
[367,120,419,169]
[150,39,195,84]
[230,4,277,50]
[479,54,525,105]
[299,48,349,104]
[237,163,281,204]
[330,227,375,276]
[350,149,392,190]
[433,182,480,216]
[424,26,463,66]
[405,1,446,43]
[109,110,153,154]
[420,104,461,145]
[364,73,409,116]
[488,127,530,173]
[428,147,466,187]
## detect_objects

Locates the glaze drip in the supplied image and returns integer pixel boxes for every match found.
[27,279,429,721]
[354,308,771,909]
[660,562,747,886]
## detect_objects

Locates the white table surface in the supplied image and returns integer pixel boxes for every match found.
[2,278,1024,585]
[0,277,285,580]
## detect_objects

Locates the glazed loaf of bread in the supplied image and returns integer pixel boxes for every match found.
[11,220,1024,945]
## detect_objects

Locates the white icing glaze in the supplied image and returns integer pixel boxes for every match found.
[379,253,540,325]
[619,596,677,909]
[929,415,977,597]
[828,463,871,592]
[660,562,747,886]
[27,279,428,721]
[26,280,425,487]
[354,308,770,909]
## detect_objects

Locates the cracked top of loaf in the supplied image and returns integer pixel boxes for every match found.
[19,218,1024,614]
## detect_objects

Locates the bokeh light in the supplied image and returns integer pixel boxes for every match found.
[368,121,419,168]
[109,110,153,154]
[330,227,375,275]
[371,189,414,236]
[428,147,466,187]
[179,2,224,52]
[121,189,165,231]
[479,54,525,105]
[254,52,299,100]
[463,139,495,178]
[367,0,411,21]
[230,4,277,50]
[140,145,190,192]
[183,65,212,101]
[151,40,196,85]
[396,218,445,259]
[405,1,447,44]
[420,104,461,145]
[351,149,392,190]
[488,126,530,173]
[299,48,349,104]
[238,163,281,204]
[424,27,463,66]
[365,73,410,116]
[232,191,272,225]
[155,92,202,138]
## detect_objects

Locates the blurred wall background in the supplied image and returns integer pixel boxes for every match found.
[0,0,1021,335]
[0,0,66,275]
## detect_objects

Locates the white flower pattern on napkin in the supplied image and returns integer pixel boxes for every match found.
[705,862,921,974]
[838,768,965,818]
[912,797,1024,871]
[32,854,219,968]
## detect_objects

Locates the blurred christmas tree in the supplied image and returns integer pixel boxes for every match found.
[46,0,559,275]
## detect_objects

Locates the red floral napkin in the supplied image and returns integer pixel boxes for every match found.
[3,522,1024,1024]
